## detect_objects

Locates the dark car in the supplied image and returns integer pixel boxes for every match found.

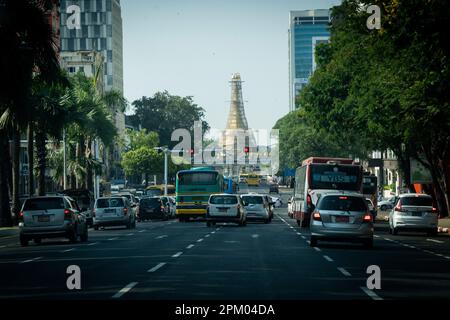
[138,197,169,221]
[269,184,279,194]
[61,189,95,226]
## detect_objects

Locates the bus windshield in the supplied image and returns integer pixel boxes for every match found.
[310,164,361,191]
[363,176,377,194]
[178,172,218,185]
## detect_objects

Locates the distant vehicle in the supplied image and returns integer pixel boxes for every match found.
[145,184,176,197]
[366,198,377,220]
[310,193,374,249]
[224,177,238,194]
[378,197,396,211]
[138,197,169,221]
[246,174,260,187]
[263,195,274,220]
[160,196,175,218]
[19,196,88,246]
[293,157,363,227]
[389,194,438,236]
[116,193,139,216]
[241,194,270,223]
[93,197,136,230]
[206,194,247,227]
[61,189,94,226]
[176,167,224,221]
[363,173,378,209]
[269,183,279,194]
[239,174,248,184]
[270,196,283,208]
[287,196,294,218]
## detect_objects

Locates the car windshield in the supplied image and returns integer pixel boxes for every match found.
[241,196,264,204]
[96,198,124,208]
[140,198,161,208]
[401,197,432,206]
[318,196,367,212]
[210,196,238,205]
[23,198,65,210]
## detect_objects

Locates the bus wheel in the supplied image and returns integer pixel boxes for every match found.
[206,221,212,227]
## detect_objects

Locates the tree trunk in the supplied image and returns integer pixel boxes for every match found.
[0,129,12,227]
[144,172,149,188]
[11,126,21,220]
[35,129,47,196]
[27,123,34,197]
[85,138,93,192]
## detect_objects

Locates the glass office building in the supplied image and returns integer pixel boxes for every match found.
[59,0,123,94]
[288,9,330,111]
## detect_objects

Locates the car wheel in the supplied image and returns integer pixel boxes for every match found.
[80,226,88,242]
[301,219,310,228]
[393,227,399,235]
[206,221,212,227]
[264,218,270,224]
[380,205,386,211]
[94,225,99,231]
[310,237,318,247]
[20,234,29,247]
[33,238,41,244]
[243,220,247,226]
[427,228,438,236]
[363,239,374,249]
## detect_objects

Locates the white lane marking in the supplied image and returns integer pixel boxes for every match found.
[126,233,134,236]
[374,235,380,238]
[197,238,204,243]
[88,242,98,246]
[186,244,194,249]
[211,231,216,234]
[301,236,306,239]
[296,232,302,235]
[61,248,75,253]
[383,238,394,242]
[251,234,259,239]
[138,230,145,233]
[306,241,311,244]
[20,257,42,264]
[148,262,166,273]
[323,255,334,262]
[205,234,210,238]
[426,239,444,244]
[172,252,183,258]
[155,235,168,239]
[112,282,138,299]
[0,245,7,249]
[337,267,351,277]
[445,256,450,260]
[215,228,220,231]
[423,249,434,254]
[361,287,383,300]
[313,247,321,252]
[108,237,118,241]
[224,241,240,243]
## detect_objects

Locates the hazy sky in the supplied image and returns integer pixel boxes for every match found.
[122,0,341,132]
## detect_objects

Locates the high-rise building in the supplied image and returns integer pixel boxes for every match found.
[288,9,330,111]
[59,0,124,134]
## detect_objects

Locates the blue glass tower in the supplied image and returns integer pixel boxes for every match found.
[289,9,330,111]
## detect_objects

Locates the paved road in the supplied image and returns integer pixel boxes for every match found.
[1,186,450,299]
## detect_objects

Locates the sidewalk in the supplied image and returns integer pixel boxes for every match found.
[438,217,450,234]
[0,227,19,238]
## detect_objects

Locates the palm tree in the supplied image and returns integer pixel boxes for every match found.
[0,0,60,226]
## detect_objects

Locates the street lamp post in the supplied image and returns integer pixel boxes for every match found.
[154,147,169,196]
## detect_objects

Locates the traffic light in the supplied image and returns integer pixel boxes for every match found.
[244,146,249,154]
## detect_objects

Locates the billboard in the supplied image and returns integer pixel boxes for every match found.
[410,158,432,184]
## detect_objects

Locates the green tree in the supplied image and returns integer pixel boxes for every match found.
[121,147,163,187]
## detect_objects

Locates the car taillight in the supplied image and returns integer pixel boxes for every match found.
[123,207,128,215]
[394,203,403,212]
[18,211,24,220]
[431,207,438,213]
[363,213,372,222]
[312,211,321,221]
[64,209,71,220]
[92,208,96,217]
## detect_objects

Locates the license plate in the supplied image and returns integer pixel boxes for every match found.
[104,208,115,213]
[219,207,228,212]
[335,216,349,223]
[146,209,154,213]
[38,215,50,222]
[412,212,422,217]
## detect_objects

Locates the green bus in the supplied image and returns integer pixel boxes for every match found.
[175,167,224,221]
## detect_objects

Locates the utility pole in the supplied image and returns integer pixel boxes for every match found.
[63,128,67,190]
[154,147,170,196]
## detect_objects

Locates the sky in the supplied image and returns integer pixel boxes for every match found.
[122,0,341,133]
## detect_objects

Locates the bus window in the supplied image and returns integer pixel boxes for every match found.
[179,172,217,185]
[310,164,361,191]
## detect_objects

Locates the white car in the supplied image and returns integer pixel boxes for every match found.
[389,194,438,236]
[378,197,396,211]
[93,197,136,230]
[206,194,247,227]
[241,194,270,224]
[287,197,294,218]
[270,196,283,208]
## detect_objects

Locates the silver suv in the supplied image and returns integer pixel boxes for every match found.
[19,196,88,246]
[241,194,271,223]
[310,193,374,248]
[93,197,136,230]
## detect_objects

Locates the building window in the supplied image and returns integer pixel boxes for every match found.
[68,67,76,73]
[79,66,84,73]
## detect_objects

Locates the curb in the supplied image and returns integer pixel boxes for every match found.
[438,227,450,234]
